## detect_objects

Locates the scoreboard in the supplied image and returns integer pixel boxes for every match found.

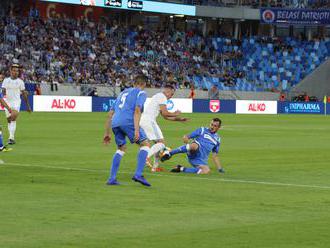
[41,0,196,16]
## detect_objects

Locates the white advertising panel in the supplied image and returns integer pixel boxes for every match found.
[236,100,277,114]
[33,95,92,112]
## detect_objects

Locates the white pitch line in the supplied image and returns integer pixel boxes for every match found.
[2,162,330,190]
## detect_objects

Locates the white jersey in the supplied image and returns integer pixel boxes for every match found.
[2,77,25,104]
[142,92,167,121]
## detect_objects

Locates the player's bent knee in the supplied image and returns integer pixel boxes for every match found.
[190,143,199,152]
[115,149,125,156]
[157,139,165,144]
[140,140,150,147]
[118,145,127,152]
[9,111,19,121]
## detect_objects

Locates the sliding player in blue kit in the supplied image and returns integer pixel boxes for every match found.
[103,75,151,187]
[161,118,225,174]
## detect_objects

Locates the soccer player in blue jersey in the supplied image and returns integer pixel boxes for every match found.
[161,118,225,174]
[0,91,14,152]
[103,75,152,187]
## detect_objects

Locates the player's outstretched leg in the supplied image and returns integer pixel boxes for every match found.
[106,149,125,185]
[171,165,210,174]
[161,144,189,162]
[148,142,165,171]
[148,142,165,158]
[0,128,12,152]
[132,145,151,187]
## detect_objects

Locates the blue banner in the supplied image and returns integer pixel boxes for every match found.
[278,102,325,114]
[21,95,34,111]
[327,103,330,115]
[260,8,330,25]
[92,97,116,112]
[193,99,236,113]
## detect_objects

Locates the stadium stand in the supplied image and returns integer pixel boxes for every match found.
[0,2,329,94]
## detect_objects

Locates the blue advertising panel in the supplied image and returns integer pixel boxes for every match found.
[92,97,116,112]
[21,95,34,111]
[278,102,325,114]
[193,99,236,113]
[260,8,330,25]
[327,103,330,115]
[41,0,196,16]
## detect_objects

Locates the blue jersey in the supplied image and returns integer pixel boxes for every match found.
[187,127,221,166]
[111,87,147,128]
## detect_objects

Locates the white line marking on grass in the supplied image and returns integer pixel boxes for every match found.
[3,162,330,190]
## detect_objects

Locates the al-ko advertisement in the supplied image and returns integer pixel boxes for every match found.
[236,100,278,114]
[33,95,92,112]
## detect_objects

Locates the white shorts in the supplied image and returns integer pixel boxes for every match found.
[4,102,20,118]
[140,118,164,141]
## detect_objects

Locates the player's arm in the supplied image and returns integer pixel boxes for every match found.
[103,109,114,144]
[21,90,32,112]
[0,98,12,113]
[0,86,14,116]
[133,106,142,142]
[164,116,189,121]
[160,105,188,122]
[212,142,224,173]
[134,91,147,142]
[182,128,203,143]
[212,152,223,171]
[160,105,181,118]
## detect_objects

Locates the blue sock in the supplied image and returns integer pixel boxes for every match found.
[135,147,149,177]
[183,167,199,174]
[0,131,3,148]
[170,145,188,156]
[109,150,124,181]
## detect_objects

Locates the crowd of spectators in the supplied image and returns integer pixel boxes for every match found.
[0,4,329,93]
[0,14,248,90]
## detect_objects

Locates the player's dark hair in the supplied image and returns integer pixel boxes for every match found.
[212,118,222,126]
[134,74,148,86]
[164,82,175,90]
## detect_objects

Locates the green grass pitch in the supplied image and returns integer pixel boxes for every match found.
[1,112,330,248]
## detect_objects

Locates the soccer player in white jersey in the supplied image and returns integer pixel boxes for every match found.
[140,84,188,171]
[2,64,32,145]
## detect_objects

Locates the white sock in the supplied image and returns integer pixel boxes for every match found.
[148,143,165,158]
[153,152,160,169]
[9,121,16,140]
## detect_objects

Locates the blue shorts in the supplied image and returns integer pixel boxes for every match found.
[186,142,209,167]
[112,125,148,147]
